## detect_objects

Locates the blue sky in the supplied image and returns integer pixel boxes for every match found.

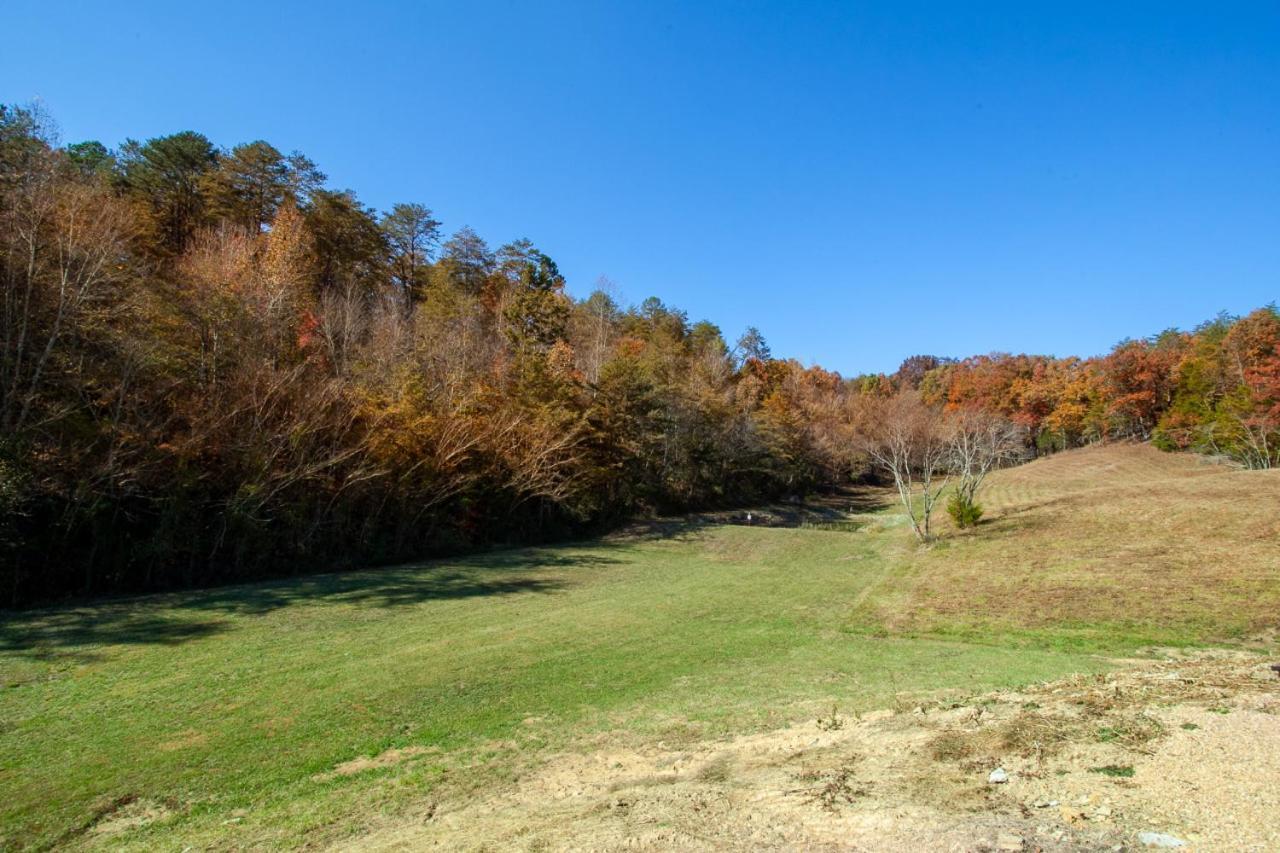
[3,1,1277,374]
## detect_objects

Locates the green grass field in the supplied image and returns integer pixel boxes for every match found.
[1,444,1276,849]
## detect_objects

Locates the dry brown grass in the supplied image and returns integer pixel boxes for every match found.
[929,709,1081,763]
[863,443,1280,648]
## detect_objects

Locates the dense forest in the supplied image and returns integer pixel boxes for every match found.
[2,104,1277,603]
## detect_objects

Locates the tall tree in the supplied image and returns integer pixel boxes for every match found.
[284,151,326,204]
[503,250,569,354]
[439,226,494,296]
[1101,336,1184,439]
[735,326,771,367]
[117,131,217,253]
[204,140,290,231]
[381,203,441,300]
[305,189,387,293]
[571,284,621,386]
[894,355,951,391]
[64,140,114,180]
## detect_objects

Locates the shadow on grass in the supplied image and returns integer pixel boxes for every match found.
[619,486,892,541]
[970,500,1068,540]
[0,611,229,665]
[0,547,620,662]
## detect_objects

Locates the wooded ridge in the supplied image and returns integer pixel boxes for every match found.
[2,105,1276,603]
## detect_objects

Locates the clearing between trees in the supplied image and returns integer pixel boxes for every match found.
[1,443,1277,850]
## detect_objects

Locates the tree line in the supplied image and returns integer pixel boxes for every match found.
[1,104,1276,603]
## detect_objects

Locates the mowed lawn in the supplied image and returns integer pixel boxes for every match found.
[1,444,1275,850]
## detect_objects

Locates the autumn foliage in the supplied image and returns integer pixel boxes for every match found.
[1,105,1276,602]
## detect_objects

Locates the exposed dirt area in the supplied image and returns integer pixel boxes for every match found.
[348,653,1279,851]
[85,797,174,839]
[317,746,439,780]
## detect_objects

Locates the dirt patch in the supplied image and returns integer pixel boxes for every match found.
[89,796,173,837]
[344,653,1279,851]
[1135,706,1280,850]
[317,745,436,780]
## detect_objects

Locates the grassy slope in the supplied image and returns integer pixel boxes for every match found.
[0,444,1275,849]
[857,443,1280,649]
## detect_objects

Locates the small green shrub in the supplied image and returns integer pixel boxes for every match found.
[1035,429,1067,454]
[947,494,983,528]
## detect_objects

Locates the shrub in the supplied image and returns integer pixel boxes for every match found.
[1035,428,1066,454]
[946,493,983,528]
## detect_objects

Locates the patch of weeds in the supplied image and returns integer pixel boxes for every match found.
[928,711,1077,766]
[800,766,867,811]
[1208,706,1231,715]
[1089,764,1135,778]
[1180,722,1199,731]
[816,704,844,732]
[696,754,732,784]
[1021,701,1041,710]
[928,731,973,762]
[1094,713,1164,749]
[998,711,1077,759]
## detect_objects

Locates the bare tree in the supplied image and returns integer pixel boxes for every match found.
[1,164,131,435]
[491,406,591,507]
[1218,343,1278,470]
[1231,415,1275,470]
[316,281,368,377]
[946,407,1028,514]
[857,391,950,542]
[572,277,620,388]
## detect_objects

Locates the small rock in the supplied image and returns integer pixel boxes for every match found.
[1095,805,1113,818]
[1138,831,1188,848]
[988,767,1009,784]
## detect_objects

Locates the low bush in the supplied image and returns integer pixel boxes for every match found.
[947,494,983,528]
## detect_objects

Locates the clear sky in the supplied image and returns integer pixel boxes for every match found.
[3,1,1277,374]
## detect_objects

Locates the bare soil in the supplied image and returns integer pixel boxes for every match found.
[347,653,1280,851]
